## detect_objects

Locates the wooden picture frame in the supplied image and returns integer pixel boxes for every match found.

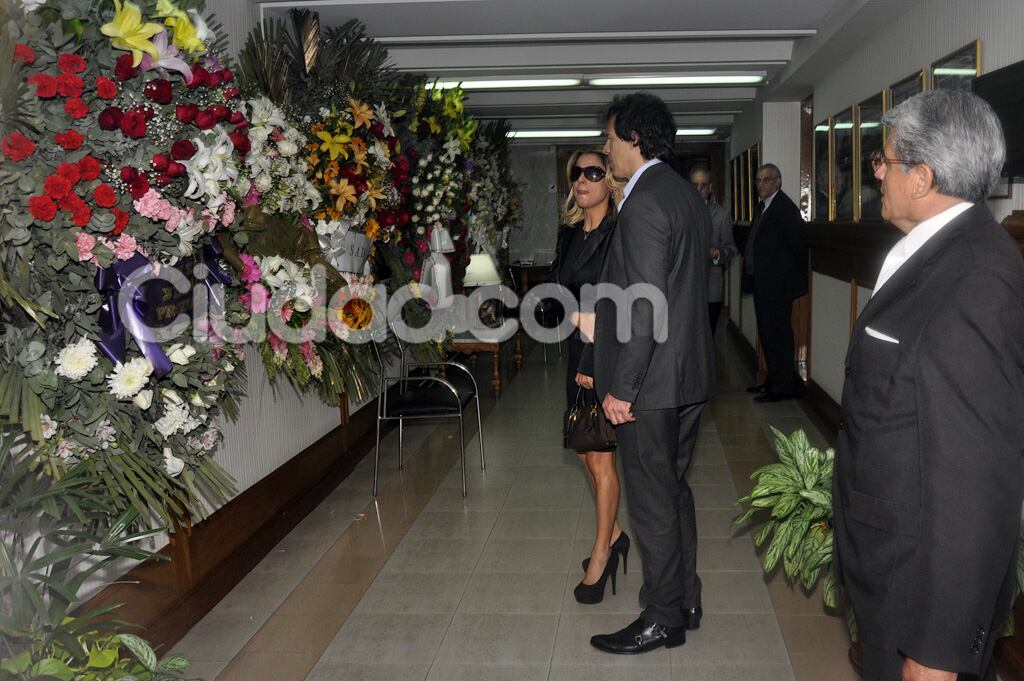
[989,175,1013,200]
[889,70,926,109]
[748,144,760,221]
[813,118,832,221]
[856,93,885,221]
[832,108,855,221]
[931,40,981,91]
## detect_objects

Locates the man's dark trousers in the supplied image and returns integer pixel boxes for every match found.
[754,292,795,395]
[616,401,705,628]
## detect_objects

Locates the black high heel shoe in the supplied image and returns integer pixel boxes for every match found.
[582,532,631,575]
[574,550,618,604]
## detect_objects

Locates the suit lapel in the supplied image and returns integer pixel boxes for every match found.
[848,204,982,358]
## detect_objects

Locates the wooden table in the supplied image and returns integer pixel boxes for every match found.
[452,332,522,397]
[509,262,550,296]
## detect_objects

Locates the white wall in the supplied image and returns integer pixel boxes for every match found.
[204,0,260,60]
[508,145,560,264]
[761,101,802,199]
[810,272,851,404]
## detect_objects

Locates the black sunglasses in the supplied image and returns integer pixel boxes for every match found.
[570,165,606,182]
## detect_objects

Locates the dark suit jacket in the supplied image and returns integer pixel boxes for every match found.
[834,203,1024,674]
[550,216,615,376]
[752,190,808,300]
[593,163,716,409]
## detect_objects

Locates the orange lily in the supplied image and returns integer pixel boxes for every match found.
[363,181,387,211]
[327,178,357,212]
[347,98,374,129]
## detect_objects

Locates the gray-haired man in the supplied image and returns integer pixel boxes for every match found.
[834,89,1024,681]
[689,166,737,334]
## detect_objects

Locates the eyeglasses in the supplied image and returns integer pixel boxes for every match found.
[754,176,778,185]
[870,149,915,172]
[570,165,606,182]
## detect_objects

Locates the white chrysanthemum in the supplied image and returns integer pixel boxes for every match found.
[107,357,153,399]
[155,402,203,438]
[54,337,99,380]
[277,140,298,157]
[255,173,273,193]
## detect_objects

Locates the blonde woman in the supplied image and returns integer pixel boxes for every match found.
[550,149,628,604]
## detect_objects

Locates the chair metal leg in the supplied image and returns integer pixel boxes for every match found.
[398,417,404,469]
[474,395,485,471]
[372,416,382,496]
[458,413,467,497]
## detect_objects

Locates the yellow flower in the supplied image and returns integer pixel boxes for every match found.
[427,116,442,134]
[347,98,374,129]
[165,14,205,54]
[364,218,381,241]
[153,0,185,18]
[327,178,358,212]
[100,0,163,67]
[350,138,369,172]
[316,130,351,161]
[457,121,477,151]
[363,182,387,211]
[443,93,463,119]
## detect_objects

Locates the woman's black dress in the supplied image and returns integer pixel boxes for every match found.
[549,216,616,407]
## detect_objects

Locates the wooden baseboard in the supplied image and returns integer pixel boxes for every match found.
[79,394,387,651]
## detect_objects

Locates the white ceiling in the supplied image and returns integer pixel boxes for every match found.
[257,0,887,141]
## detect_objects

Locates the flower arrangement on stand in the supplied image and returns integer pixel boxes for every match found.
[465,120,523,261]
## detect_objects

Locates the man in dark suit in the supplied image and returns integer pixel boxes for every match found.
[834,89,1024,681]
[744,163,808,401]
[587,93,716,654]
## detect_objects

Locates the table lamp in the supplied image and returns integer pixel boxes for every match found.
[462,252,502,287]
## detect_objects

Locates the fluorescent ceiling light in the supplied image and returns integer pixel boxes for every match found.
[933,67,977,76]
[589,75,763,86]
[427,78,581,90]
[833,122,854,129]
[508,130,601,139]
[676,128,716,136]
[860,122,881,129]
[815,125,830,132]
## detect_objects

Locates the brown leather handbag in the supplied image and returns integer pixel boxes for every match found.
[564,387,617,452]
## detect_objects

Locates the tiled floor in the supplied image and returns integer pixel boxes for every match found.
[172,326,860,681]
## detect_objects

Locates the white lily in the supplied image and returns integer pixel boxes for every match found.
[163,447,185,477]
[373,103,395,137]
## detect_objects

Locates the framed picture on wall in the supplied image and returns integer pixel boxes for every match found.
[813,118,831,221]
[889,70,926,109]
[989,175,1013,200]
[748,144,760,221]
[739,150,749,222]
[856,93,885,221]
[931,40,981,91]
[832,108,855,220]
[731,157,739,221]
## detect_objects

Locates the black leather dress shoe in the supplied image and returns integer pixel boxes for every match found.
[590,617,686,654]
[754,391,793,403]
[745,383,769,394]
[683,606,702,630]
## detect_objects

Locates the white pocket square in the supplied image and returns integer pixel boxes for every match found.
[865,326,899,344]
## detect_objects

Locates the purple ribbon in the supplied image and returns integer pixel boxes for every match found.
[95,254,174,378]
[199,238,231,310]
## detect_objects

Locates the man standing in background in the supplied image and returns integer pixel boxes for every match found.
[743,163,807,401]
[690,165,737,334]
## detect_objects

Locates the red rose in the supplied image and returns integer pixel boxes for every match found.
[403,251,416,266]
[28,195,57,222]
[95,76,118,100]
[170,140,196,160]
[175,104,199,124]
[143,79,173,105]
[135,105,155,120]
[56,162,81,184]
[93,184,117,208]
[223,87,240,100]
[127,174,150,199]
[120,166,138,182]
[412,267,422,281]
[64,97,89,119]
[114,54,140,81]
[154,173,172,186]
[71,205,92,227]
[14,43,35,64]
[208,104,230,122]
[43,175,73,199]
[228,131,250,156]
[57,53,87,74]
[166,161,186,178]
[221,68,234,83]
[27,73,57,99]
[207,71,222,88]
[370,122,384,139]
[98,106,123,130]
[55,130,84,150]
[194,109,217,130]
[1,131,35,161]
[78,156,102,181]
[228,111,245,125]
[188,65,209,88]
[151,153,170,171]
[112,207,130,235]
[119,109,147,138]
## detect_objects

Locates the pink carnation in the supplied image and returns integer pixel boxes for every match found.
[113,233,138,260]
[239,253,262,284]
[268,332,288,359]
[244,186,261,206]
[75,232,96,262]
[221,200,235,226]
[133,189,180,223]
